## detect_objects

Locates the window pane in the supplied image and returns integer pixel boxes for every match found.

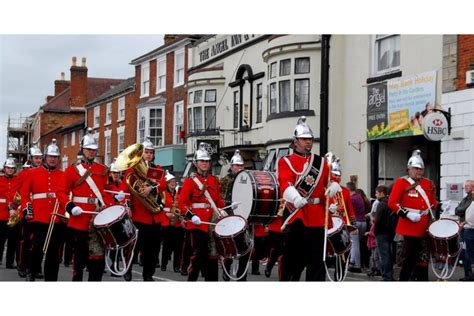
[194,90,202,103]
[233,91,239,128]
[270,83,277,114]
[279,80,290,112]
[256,83,262,123]
[205,106,216,129]
[280,59,291,76]
[295,79,309,110]
[189,92,193,105]
[376,35,400,71]
[194,107,202,131]
[270,62,277,78]
[205,90,217,102]
[295,57,310,74]
[188,108,193,132]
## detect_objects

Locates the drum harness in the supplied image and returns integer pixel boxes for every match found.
[76,164,138,276]
[191,174,253,281]
[403,176,460,280]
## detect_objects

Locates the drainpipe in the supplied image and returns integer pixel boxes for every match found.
[319,34,331,156]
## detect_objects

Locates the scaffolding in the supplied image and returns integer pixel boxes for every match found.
[6,114,33,165]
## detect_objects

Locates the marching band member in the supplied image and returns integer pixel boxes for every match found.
[122,137,166,281]
[251,223,268,276]
[17,143,44,279]
[0,156,21,269]
[20,139,67,281]
[388,150,437,281]
[160,170,184,273]
[277,117,340,281]
[57,128,113,281]
[178,143,225,281]
[265,208,284,278]
[220,149,247,281]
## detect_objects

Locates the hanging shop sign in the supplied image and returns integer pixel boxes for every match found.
[422,111,449,141]
[367,71,437,140]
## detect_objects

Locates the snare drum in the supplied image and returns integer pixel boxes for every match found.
[231,170,280,224]
[428,218,461,259]
[327,216,352,256]
[214,215,252,259]
[93,205,137,250]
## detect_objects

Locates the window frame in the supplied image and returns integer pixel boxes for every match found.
[63,133,68,148]
[373,34,401,75]
[204,89,217,103]
[233,90,239,129]
[174,48,185,87]
[295,57,310,74]
[270,62,278,79]
[294,78,310,111]
[93,106,100,127]
[280,59,291,76]
[105,102,112,125]
[204,106,216,130]
[256,83,263,124]
[194,90,203,104]
[104,135,112,166]
[140,62,150,97]
[118,97,125,122]
[71,131,75,146]
[269,83,277,114]
[279,80,291,113]
[173,101,184,144]
[193,107,202,132]
[156,56,167,93]
[148,107,165,147]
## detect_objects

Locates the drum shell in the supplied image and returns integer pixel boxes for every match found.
[427,219,461,259]
[94,207,137,250]
[232,170,280,224]
[214,216,252,259]
[327,216,351,256]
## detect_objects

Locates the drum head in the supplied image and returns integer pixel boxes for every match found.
[232,171,254,219]
[94,205,126,226]
[215,216,246,237]
[328,216,343,235]
[429,219,459,238]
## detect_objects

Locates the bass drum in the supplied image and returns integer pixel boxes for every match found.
[231,170,280,224]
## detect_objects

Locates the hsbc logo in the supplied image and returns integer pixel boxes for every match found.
[423,112,448,141]
[432,119,443,127]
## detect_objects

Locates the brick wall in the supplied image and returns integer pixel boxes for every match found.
[39,112,84,148]
[457,35,474,91]
[442,35,457,93]
[70,65,88,107]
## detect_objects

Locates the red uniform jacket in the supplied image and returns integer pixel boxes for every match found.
[120,167,167,225]
[277,153,330,227]
[21,165,66,224]
[105,181,125,206]
[0,174,20,221]
[268,216,283,233]
[328,185,356,225]
[388,176,438,237]
[178,173,225,233]
[253,223,269,237]
[57,162,112,231]
[17,167,34,220]
[162,189,181,227]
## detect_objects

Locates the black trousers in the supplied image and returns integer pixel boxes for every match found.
[280,220,326,281]
[188,229,218,281]
[69,228,105,281]
[127,221,162,279]
[18,222,33,272]
[266,231,284,273]
[181,230,192,272]
[161,226,185,270]
[27,222,66,281]
[399,235,426,281]
[0,221,21,266]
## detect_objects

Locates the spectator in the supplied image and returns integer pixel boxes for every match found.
[455,180,474,281]
[347,182,366,273]
[365,212,381,277]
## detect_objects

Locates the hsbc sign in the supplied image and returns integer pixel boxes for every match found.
[423,112,448,141]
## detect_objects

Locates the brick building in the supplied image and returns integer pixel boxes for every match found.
[129,35,202,174]
[30,57,125,168]
[84,77,136,165]
[440,35,474,202]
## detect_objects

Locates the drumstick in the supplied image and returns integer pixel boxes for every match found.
[199,221,218,226]
[81,211,100,215]
[104,190,131,196]
[50,212,69,219]
[220,202,241,211]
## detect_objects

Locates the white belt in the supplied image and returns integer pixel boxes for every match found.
[405,207,429,216]
[163,207,171,212]
[307,198,320,204]
[72,197,98,204]
[191,203,210,209]
[32,192,56,199]
[0,198,6,203]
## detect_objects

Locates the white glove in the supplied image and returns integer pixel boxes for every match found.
[115,191,125,202]
[219,210,228,217]
[230,201,239,210]
[325,181,342,198]
[191,215,201,225]
[9,210,16,217]
[406,212,421,223]
[294,196,308,209]
[71,206,83,216]
[329,203,338,214]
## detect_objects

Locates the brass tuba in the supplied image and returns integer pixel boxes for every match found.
[7,192,22,227]
[115,143,164,214]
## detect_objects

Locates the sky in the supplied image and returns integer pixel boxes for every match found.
[0,34,164,160]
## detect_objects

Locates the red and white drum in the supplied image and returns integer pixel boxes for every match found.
[428,218,461,259]
[231,170,280,224]
[327,216,351,256]
[214,215,252,259]
[93,205,137,250]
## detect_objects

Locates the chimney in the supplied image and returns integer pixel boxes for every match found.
[54,72,70,96]
[164,34,180,44]
[46,96,54,102]
[70,56,88,107]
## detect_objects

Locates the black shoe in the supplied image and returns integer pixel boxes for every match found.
[124,270,132,282]
[264,267,272,278]
[180,269,188,276]
[6,264,17,269]
[161,265,167,272]
[18,270,27,278]
[173,267,180,273]
[35,272,44,279]
[251,270,261,275]
[348,267,362,273]
[26,274,35,282]
[143,276,155,281]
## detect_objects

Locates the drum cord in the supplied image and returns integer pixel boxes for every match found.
[429,249,460,280]
[220,240,254,281]
[324,252,351,282]
[105,232,139,276]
